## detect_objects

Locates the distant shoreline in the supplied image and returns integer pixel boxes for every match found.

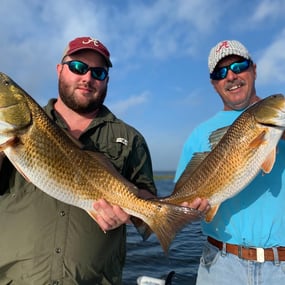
[153,170,174,180]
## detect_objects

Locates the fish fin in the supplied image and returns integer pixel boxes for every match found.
[87,209,110,234]
[86,211,153,239]
[86,209,102,227]
[248,130,275,173]
[87,210,154,239]
[209,126,230,149]
[149,203,203,253]
[0,137,17,151]
[4,160,31,183]
[205,205,220,222]
[0,138,31,183]
[131,216,153,241]
[87,209,98,220]
[173,152,209,193]
[261,148,276,173]
[14,166,31,182]
[249,130,267,148]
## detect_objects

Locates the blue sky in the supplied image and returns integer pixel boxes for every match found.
[1,0,285,170]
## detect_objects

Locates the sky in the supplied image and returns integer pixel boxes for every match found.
[1,0,285,171]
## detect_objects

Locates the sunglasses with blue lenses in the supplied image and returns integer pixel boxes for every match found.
[210,59,251,80]
[62,60,108,81]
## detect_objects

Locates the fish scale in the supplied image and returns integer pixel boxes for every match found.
[163,94,285,222]
[0,72,202,253]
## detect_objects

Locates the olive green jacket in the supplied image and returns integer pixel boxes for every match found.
[0,100,157,285]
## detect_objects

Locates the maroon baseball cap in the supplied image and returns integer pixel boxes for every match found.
[62,36,112,67]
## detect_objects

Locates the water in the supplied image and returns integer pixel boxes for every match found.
[123,171,206,285]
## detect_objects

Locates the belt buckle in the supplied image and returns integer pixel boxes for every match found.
[256,247,265,262]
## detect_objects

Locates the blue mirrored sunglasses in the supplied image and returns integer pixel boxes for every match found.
[210,59,251,80]
[62,60,108,81]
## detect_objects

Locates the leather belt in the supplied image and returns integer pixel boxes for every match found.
[208,237,285,262]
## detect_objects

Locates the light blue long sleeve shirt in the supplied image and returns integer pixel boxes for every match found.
[175,110,285,247]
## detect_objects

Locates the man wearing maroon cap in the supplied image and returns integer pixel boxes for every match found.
[0,36,157,284]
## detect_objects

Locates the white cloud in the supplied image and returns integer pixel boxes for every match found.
[1,0,284,169]
[252,0,285,22]
[108,91,149,115]
[257,29,285,84]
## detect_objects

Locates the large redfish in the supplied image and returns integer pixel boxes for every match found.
[163,94,285,222]
[0,72,201,253]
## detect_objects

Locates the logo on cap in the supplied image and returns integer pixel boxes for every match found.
[208,40,251,74]
[216,41,230,53]
[62,36,112,67]
[82,38,101,47]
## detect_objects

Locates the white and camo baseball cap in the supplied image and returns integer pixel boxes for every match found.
[208,40,251,74]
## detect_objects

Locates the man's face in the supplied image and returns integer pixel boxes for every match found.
[57,50,109,114]
[211,55,257,111]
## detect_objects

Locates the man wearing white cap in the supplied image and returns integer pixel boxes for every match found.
[175,40,285,284]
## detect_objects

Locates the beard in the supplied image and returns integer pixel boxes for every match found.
[58,76,107,114]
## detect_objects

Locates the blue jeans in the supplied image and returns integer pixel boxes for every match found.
[196,241,285,285]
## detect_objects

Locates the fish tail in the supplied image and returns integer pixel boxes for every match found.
[131,216,153,241]
[148,202,202,253]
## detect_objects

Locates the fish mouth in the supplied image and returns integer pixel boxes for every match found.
[259,122,285,129]
[254,94,285,127]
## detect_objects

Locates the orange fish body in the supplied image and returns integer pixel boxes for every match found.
[163,94,285,222]
[0,72,201,253]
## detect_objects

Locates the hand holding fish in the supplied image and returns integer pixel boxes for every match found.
[0,72,203,253]
[163,94,285,222]
[93,189,159,231]
[93,199,130,231]
[181,198,210,214]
